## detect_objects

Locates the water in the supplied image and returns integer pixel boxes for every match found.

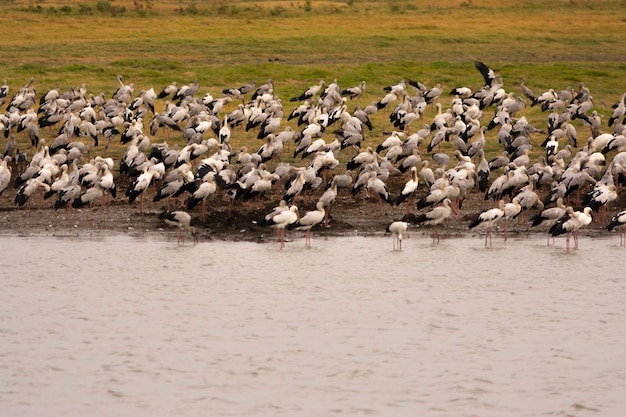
[1,232,625,417]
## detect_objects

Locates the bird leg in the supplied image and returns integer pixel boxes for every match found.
[227,198,233,218]
[433,225,440,244]
[453,199,461,217]
[280,228,285,250]
[485,227,493,248]
[504,218,508,242]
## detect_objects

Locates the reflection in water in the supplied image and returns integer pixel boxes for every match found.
[1,233,625,417]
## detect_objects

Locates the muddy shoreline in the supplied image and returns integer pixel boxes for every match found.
[0,175,619,243]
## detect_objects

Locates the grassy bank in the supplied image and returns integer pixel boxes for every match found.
[1,0,625,164]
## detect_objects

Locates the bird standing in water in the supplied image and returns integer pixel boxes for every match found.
[388,221,408,251]
[159,210,198,245]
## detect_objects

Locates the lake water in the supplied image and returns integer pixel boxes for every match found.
[1,232,625,417]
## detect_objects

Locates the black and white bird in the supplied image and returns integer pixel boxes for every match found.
[502,197,522,242]
[394,166,419,209]
[15,178,50,211]
[0,155,13,200]
[72,184,104,226]
[290,80,325,102]
[291,201,325,247]
[549,206,593,250]
[185,174,217,223]
[606,210,626,246]
[126,167,156,214]
[474,60,497,87]
[468,200,505,247]
[159,210,198,245]
[409,198,452,243]
[267,204,299,249]
[341,81,366,100]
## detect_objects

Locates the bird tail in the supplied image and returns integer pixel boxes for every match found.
[468,216,482,229]
[54,198,66,211]
[549,221,567,236]
[394,193,407,206]
[158,210,174,221]
[186,196,200,210]
[72,195,88,208]
[606,219,619,231]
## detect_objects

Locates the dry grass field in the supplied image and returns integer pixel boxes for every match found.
[1,0,625,157]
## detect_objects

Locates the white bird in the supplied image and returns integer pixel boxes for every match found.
[268,205,299,249]
[468,200,505,247]
[502,197,522,241]
[159,210,198,245]
[97,163,117,206]
[292,201,325,247]
[387,221,408,251]
[0,155,12,201]
[549,206,593,250]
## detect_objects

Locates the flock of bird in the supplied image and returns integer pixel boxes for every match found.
[1,61,626,249]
